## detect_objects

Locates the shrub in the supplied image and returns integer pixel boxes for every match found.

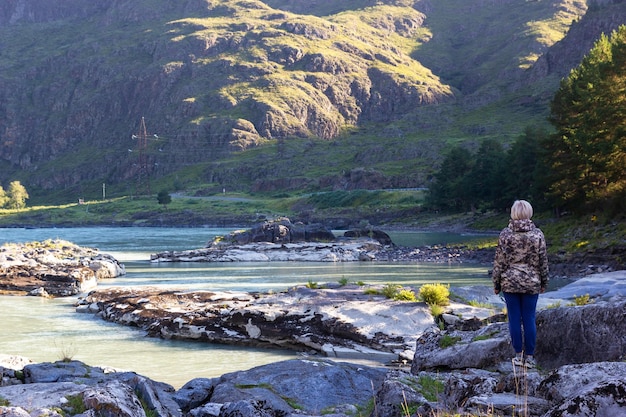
[64,394,86,414]
[306,280,319,289]
[394,289,418,302]
[429,304,445,317]
[418,283,450,306]
[363,288,380,295]
[381,284,401,298]
[569,293,592,306]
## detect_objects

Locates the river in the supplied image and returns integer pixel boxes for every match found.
[0,226,492,388]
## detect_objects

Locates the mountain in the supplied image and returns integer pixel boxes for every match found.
[0,0,621,201]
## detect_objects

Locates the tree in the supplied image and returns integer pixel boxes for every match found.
[157,189,172,209]
[7,181,29,210]
[504,127,549,209]
[427,145,474,212]
[546,26,626,213]
[467,138,508,210]
[0,186,8,208]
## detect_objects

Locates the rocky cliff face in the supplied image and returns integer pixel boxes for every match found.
[0,0,607,194]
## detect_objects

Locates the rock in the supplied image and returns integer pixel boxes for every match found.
[151,239,383,262]
[0,240,125,297]
[535,300,626,369]
[0,354,33,371]
[213,218,336,245]
[4,297,626,417]
[411,323,512,372]
[81,380,147,417]
[0,360,181,417]
[537,362,626,417]
[412,299,626,373]
[175,359,387,415]
[373,370,432,417]
[4,358,626,417]
[77,284,433,361]
[151,219,399,263]
[542,270,626,303]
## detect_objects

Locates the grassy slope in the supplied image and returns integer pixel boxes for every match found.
[0,0,589,203]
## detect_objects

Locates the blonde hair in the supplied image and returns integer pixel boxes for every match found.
[510,200,533,220]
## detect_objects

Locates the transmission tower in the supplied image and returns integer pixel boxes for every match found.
[133,117,151,196]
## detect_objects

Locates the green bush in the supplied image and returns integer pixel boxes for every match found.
[394,288,418,301]
[567,293,592,306]
[381,284,401,298]
[418,283,450,306]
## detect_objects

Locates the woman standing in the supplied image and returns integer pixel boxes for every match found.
[492,200,549,368]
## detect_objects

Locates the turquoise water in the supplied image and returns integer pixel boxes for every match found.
[0,227,492,388]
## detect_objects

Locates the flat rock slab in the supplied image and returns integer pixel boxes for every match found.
[79,284,451,361]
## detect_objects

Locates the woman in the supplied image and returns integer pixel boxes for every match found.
[492,200,549,368]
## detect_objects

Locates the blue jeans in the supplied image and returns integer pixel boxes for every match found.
[503,292,539,355]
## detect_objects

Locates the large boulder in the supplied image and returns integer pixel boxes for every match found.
[535,300,626,369]
[77,283,430,361]
[343,228,394,246]
[0,360,181,417]
[411,323,512,373]
[411,300,626,374]
[537,362,626,417]
[174,359,387,415]
[212,218,336,245]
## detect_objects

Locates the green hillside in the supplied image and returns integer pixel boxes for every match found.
[0,0,600,204]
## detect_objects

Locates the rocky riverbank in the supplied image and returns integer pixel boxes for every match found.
[2,221,625,415]
[0,239,125,297]
[2,275,625,417]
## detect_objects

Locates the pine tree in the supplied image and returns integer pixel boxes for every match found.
[427,146,474,212]
[546,26,626,213]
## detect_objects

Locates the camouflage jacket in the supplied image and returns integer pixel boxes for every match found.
[492,219,549,294]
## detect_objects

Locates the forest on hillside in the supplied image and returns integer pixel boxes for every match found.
[427,26,626,217]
